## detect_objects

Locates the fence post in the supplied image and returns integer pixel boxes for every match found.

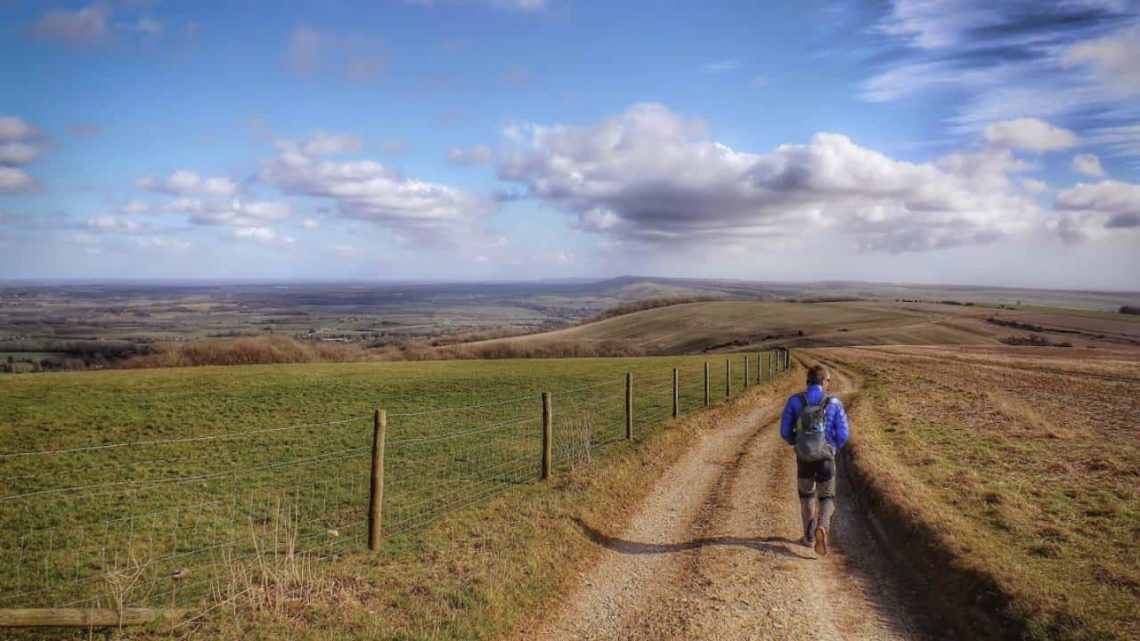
[725,359,731,398]
[368,408,386,551]
[672,368,679,418]
[743,356,749,387]
[625,373,633,440]
[703,362,710,406]
[542,392,553,480]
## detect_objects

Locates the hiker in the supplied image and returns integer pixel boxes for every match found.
[780,364,849,556]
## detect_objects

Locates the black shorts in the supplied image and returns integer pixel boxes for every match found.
[796,458,835,483]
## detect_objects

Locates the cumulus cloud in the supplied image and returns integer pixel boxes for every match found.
[499,103,1041,253]
[0,168,35,193]
[302,218,320,229]
[258,145,491,244]
[0,116,43,193]
[984,118,1079,152]
[1071,153,1106,177]
[447,144,493,166]
[0,142,42,166]
[138,170,239,197]
[1053,179,1140,241]
[164,199,290,227]
[31,4,110,46]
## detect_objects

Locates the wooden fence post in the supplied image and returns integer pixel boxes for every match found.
[725,359,731,398]
[625,373,633,440]
[743,356,749,387]
[542,392,553,480]
[672,368,679,418]
[368,408,386,551]
[703,362,710,406]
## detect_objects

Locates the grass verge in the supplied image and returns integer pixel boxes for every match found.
[815,347,1138,641]
[122,371,794,640]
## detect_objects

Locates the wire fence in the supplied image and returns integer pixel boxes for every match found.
[0,350,791,619]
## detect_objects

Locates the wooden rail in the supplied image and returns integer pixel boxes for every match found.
[0,608,189,628]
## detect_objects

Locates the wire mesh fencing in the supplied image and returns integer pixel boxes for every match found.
[0,350,792,617]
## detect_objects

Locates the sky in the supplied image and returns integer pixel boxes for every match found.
[1,0,1138,289]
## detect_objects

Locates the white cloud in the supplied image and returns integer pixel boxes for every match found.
[119,200,152,214]
[231,226,294,245]
[301,218,320,229]
[499,103,1041,253]
[1071,153,1106,177]
[0,117,41,142]
[1021,178,1049,195]
[296,131,364,156]
[31,4,110,46]
[138,170,239,197]
[165,198,291,227]
[258,146,491,244]
[133,18,163,37]
[0,167,35,193]
[85,215,158,234]
[983,118,1079,152]
[1062,25,1140,97]
[447,144,493,166]
[0,142,41,165]
[0,117,44,191]
[131,237,192,253]
[1052,179,1140,241]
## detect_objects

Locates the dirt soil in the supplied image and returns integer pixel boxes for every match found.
[524,371,926,641]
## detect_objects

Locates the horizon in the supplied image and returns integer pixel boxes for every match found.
[2,1,1139,289]
[2,274,1138,297]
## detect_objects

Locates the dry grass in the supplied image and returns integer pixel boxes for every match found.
[815,345,1139,641]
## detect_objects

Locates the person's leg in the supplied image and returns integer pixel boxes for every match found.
[796,460,819,545]
[814,457,837,556]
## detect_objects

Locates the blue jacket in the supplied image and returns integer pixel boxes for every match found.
[780,384,850,450]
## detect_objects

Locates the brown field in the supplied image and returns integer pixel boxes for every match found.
[811,345,1139,641]
[467,300,1140,355]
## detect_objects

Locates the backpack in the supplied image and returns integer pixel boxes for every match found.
[794,393,836,462]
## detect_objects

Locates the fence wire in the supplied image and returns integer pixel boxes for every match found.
[0,352,790,612]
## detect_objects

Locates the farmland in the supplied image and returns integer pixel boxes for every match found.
[469,299,1140,354]
[0,350,786,635]
[812,346,1139,641]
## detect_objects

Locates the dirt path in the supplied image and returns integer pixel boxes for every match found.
[529,368,922,641]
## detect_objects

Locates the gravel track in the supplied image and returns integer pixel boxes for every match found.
[530,368,922,641]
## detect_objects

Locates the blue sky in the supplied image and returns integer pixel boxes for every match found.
[1,0,1138,288]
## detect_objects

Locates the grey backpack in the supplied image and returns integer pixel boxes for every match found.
[794,393,835,462]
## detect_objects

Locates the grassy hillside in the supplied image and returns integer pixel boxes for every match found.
[818,346,1139,641]
[0,351,783,626]
[465,300,1140,355]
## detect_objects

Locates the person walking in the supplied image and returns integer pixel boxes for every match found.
[780,364,849,556]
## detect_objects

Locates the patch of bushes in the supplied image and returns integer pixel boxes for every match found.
[1120,306,1140,315]
[1000,334,1072,347]
[582,296,721,323]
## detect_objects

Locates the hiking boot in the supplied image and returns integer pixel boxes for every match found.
[814,527,829,556]
[798,534,814,548]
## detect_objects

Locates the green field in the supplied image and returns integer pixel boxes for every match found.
[0,352,784,613]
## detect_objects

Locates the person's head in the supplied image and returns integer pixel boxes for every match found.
[807,364,830,390]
